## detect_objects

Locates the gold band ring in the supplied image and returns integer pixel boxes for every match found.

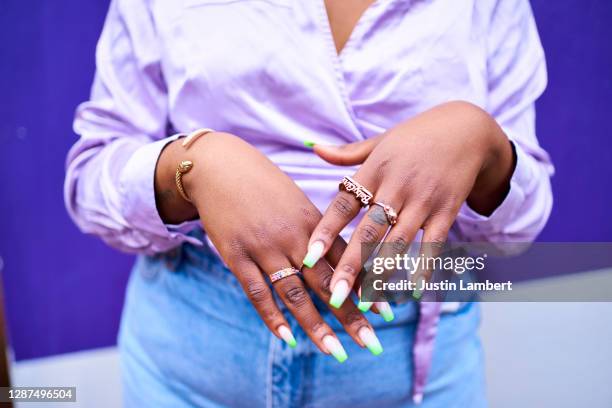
[269,267,301,283]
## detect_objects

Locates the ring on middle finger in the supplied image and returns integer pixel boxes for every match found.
[269,267,301,284]
[339,176,373,207]
[371,201,399,226]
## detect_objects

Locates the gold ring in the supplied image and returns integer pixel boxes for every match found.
[372,201,398,225]
[339,176,373,207]
[269,267,301,283]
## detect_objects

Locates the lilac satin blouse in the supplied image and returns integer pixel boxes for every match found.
[64,0,553,403]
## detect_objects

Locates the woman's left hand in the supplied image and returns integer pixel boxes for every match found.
[303,101,516,308]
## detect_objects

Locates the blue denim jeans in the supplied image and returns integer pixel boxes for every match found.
[118,242,486,408]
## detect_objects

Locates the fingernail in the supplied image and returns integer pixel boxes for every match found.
[322,335,348,363]
[413,276,425,300]
[303,140,315,148]
[358,327,383,356]
[278,325,297,348]
[376,302,395,322]
[303,241,324,268]
[357,300,373,312]
[329,280,350,309]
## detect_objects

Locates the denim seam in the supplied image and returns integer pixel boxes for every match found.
[266,332,275,408]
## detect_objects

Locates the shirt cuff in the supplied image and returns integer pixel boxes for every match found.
[118,134,203,252]
[455,142,534,239]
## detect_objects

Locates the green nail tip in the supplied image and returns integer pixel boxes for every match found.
[329,298,343,309]
[381,310,395,322]
[332,351,348,363]
[357,301,372,312]
[303,140,315,148]
[302,257,315,269]
[368,344,384,356]
[413,290,422,300]
[287,339,297,348]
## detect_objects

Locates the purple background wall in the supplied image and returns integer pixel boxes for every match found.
[1,1,611,361]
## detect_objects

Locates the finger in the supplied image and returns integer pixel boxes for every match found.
[325,237,382,321]
[259,255,348,362]
[327,193,402,310]
[303,259,384,356]
[412,215,453,300]
[370,205,429,305]
[304,176,375,269]
[231,259,296,348]
[308,135,384,166]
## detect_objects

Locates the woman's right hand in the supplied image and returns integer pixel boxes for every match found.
[154,132,384,360]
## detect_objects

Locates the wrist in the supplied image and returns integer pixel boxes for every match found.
[467,118,516,216]
[154,138,198,224]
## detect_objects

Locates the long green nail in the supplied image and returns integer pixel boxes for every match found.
[278,325,297,348]
[323,335,348,363]
[303,140,315,148]
[377,302,395,322]
[359,327,383,356]
[329,280,350,309]
[303,241,324,268]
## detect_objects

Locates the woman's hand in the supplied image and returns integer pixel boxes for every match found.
[304,101,516,307]
[154,132,384,360]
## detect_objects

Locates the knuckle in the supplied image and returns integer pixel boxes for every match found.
[344,310,365,327]
[333,195,356,218]
[374,158,392,182]
[310,320,327,336]
[245,280,269,304]
[340,264,359,278]
[284,285,310,308]
[301,206,321,229]
[224,238,251,265]
[428,235,447,249]
[358,224,380,244]
[318,271,333,295]
[249,220,297,248]
[269,218,298,238]
[390,235,409,252]
[248,225,273,249]
[318,226,334,241]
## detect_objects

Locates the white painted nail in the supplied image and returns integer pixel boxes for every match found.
[278,325,297,348]
[322,335,348,363]
[329,279,350,309]
[303,241,325,268]
[358,327,383,356]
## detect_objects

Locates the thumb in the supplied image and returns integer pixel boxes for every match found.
[306,135,383,166]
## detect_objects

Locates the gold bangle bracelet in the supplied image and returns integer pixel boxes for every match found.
[175,160,194,202]
[175,128,215,203]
